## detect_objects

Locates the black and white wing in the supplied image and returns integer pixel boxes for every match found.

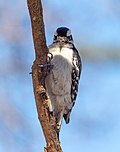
[63,46,82,124]
[71,46,82,104]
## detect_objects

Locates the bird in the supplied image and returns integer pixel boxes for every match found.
[45,27,82,138]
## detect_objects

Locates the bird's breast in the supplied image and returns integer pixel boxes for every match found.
[45,47,73,96]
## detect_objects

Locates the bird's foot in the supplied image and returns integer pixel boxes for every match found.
[38,52,54,74]
[38,63,53,74]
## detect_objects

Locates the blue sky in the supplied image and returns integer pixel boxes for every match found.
[0,0,120,152]
[42,0,120,47]
[0,0,120,48]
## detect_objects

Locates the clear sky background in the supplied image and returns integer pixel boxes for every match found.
[0,0,120,152]
[43,0,120,47]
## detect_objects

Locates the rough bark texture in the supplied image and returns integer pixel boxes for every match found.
[27,0,62,151]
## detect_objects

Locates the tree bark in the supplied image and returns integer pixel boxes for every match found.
[27,0,62,151]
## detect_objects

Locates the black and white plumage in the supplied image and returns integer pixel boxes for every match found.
[45,27,82,135]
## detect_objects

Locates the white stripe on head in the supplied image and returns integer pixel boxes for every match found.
[66,29,71,37]
[54,31,58,36]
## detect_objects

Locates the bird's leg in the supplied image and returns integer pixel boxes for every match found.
[29,52,53,75]
[38,52,54,75]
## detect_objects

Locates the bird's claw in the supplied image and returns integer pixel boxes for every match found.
[38,52,54,74]
[38,63,53,73]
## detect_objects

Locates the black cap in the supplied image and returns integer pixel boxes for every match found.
[56,27,70,37]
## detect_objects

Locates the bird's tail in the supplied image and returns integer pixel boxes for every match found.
[63,111,71,124]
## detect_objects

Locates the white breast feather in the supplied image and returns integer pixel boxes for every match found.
[46,46,73,96]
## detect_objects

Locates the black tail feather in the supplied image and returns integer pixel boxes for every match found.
[63,112,70,124]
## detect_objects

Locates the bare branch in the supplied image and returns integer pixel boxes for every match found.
[27,0,62,151]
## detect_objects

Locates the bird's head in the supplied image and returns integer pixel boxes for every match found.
[53,27,73,44]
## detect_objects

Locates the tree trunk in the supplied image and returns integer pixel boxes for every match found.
[27,0,62,151]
